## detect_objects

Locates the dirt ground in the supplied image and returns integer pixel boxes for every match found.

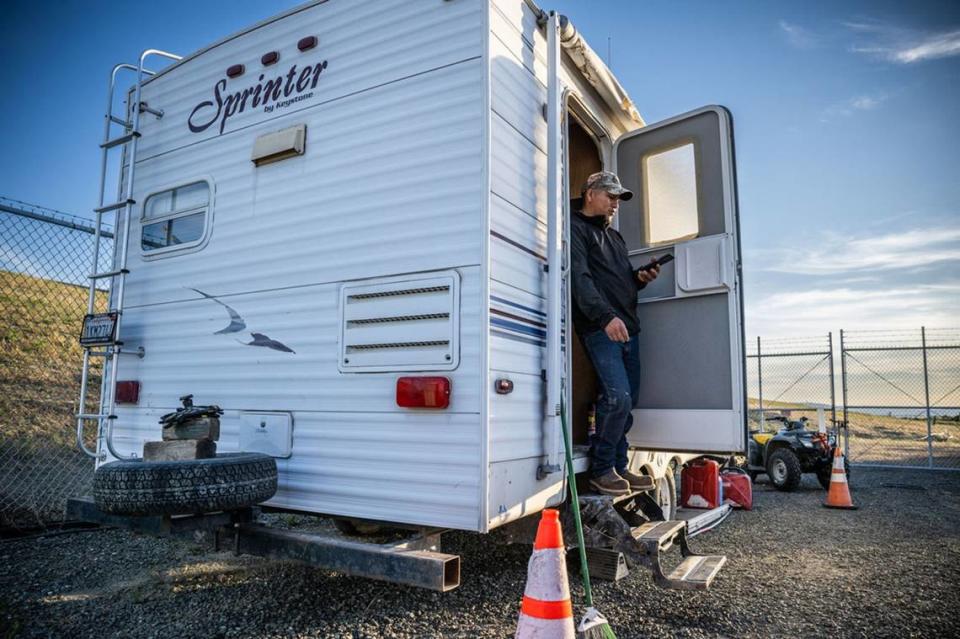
[1,466,958,638]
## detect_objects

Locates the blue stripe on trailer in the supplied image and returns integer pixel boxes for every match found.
[491,317,546,339]
[490,295,546,318]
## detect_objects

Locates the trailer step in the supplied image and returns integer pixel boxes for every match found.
[658,554,727,590]
[631,519,727,590]
[632,519,685,549]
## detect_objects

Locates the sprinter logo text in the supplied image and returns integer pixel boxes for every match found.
[188,60,329,135]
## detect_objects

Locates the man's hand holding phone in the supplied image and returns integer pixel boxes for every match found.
[637,253,673,285]
[638,265,659,284]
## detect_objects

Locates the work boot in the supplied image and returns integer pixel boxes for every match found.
[618,468,655,492]
[589,470,630,496]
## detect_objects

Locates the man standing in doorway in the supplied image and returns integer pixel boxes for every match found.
[571,171,660,496]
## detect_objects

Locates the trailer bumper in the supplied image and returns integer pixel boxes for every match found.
[66,497,460,592]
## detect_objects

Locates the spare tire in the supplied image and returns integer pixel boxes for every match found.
[94,453,278,516]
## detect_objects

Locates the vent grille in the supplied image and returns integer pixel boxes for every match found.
[339,273,460,372]
[348,313,450,326]
[348,285,450,300]
[347,340,450,351]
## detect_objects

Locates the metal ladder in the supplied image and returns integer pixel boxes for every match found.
[76,49,181,462]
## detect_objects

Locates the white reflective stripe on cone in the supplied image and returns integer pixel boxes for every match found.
[523,548,571,602]
[830,470,848,484]
[515,613,575,639]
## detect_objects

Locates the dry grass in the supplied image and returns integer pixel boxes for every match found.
[0,271,107,527]
[749,397,960,468]
[0,270,106,448]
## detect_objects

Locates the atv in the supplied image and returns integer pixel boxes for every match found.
[742,415,846,491]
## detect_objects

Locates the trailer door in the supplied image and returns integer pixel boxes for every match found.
[613,106,745,453]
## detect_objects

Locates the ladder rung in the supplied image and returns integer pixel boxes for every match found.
[109,115,131,127]
[89,268,129,279]
[95,199,135,213]
[77,414,117,420]
[82,340,123,349]
[101,131,140,149]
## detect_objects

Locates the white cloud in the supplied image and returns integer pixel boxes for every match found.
[745,283,960,339]
[779,20,818,49]
[820,93,888,121]
[752,226,960,275]
[846,21,960,64]
[850,95,881,110]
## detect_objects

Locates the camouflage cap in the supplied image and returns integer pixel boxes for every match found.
[582,171,633,201]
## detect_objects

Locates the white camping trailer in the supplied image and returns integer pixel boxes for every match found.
[75,0,745,584]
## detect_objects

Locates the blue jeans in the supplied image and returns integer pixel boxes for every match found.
[581,330,642,478]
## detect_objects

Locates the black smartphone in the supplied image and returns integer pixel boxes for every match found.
[639,253,674,271]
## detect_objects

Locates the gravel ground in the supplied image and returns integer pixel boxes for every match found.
[2,466,958,638]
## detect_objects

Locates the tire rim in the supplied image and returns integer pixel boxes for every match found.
[657,475,674,517]
[771,459,787,483]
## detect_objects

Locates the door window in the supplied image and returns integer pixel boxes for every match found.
[644,142,699,245]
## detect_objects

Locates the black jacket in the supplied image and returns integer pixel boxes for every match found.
[570,210,646,335]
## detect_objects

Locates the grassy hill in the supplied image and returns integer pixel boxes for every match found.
[0,270,106,527]
[0,270,106,446]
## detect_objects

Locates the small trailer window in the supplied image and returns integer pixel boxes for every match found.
[141,181,211,253]
[643,142,699,245]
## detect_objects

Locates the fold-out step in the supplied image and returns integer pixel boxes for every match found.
[632,519,685,549]
[658,554,727,590]
[632,519,727,591]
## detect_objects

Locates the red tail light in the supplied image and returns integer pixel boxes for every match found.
[115,381,140,404]
[396,377,450,409]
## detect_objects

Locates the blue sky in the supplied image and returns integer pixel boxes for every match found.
[1,0,958,339]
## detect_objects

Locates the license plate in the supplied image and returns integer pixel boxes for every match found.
[80,312,118,346]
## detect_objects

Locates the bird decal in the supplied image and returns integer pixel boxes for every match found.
[188,287,296,354]
[244,333,296,353]
[188,287,245,334]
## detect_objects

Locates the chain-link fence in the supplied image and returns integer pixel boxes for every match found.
[0,197,112,529]
[746,334,837,435]
[841,328,960,470]
[3,193,959,529]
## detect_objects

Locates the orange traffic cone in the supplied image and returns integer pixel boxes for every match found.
[515,509,575,639]
[823,446,857,510]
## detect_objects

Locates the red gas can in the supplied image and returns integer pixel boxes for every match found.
[681,459,723,509]
[721,468,753,510]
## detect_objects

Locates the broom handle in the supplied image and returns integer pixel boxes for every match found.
[560,398,594,608]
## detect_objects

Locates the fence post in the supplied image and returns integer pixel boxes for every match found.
[840,329,849,460]
[921,326,933,469]
[756,335,763,431]
[828,331,836,433]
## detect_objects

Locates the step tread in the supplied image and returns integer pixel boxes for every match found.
[632,520,685,546]
[667,554,726,586]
